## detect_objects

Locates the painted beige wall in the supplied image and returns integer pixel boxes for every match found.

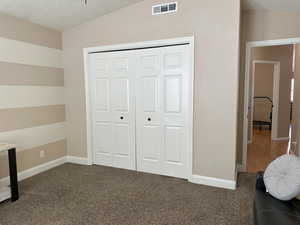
[0,140,66,178]
[237,10,300,164]
[0,13,62,49]
[253,63,274,122]
[63,0,241,180]
[251,46,293,138]
[0,13,65,179]
[292,44,300,156]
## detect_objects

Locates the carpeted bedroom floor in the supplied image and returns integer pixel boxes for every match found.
[0,163,256,225]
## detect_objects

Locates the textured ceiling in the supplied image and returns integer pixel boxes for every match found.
[0,0,145,31]
[242,0,300,12]
[1,0,300,31]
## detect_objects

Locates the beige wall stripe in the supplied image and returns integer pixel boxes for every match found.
[0,62,64,86]
[0,13,62,50]
[0,105,66,132]
[0,139,67,178]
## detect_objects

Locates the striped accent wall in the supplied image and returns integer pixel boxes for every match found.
[0,13,65,179]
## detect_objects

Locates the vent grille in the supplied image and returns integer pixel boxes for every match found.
[152,2,177,15]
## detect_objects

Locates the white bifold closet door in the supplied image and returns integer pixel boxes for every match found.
[90,44,190,179]
[90,51,136,170]
[136,45,189,179]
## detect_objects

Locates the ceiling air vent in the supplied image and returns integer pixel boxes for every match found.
[152,2,178,15]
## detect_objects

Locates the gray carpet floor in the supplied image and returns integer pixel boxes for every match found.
[0,163,256,225]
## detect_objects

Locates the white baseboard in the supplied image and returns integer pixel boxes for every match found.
[273,137,289,141]
[189,175,236,190]
[0,156,237,193]
[0,155,90,190]
[0,155,91,188]
[0,156,67,187]
[0,186,10,202]
[66,156,90,165]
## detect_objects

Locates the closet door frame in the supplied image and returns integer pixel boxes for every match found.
[83,36,194,180]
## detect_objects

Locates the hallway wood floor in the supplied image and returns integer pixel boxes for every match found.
[247,128,288,173]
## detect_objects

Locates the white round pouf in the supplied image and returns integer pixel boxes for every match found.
[264,154,300,201]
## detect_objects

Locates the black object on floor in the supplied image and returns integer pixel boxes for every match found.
[254,172,300,225]
[8,148,19,202]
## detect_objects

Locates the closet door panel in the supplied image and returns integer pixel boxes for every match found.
[91,52,135,170]
[163,125,184,177]
[111,79,129,112]
[164,75,182,113]
[136,45,190,179]
[92,55,113,166]
[136,49,162,174]
[164,126,183,163]
[94,123,113,166]
[111,78,130,123]
[95,79,109,110]
[138,125,162,174]
[142,77,158,112]
[111,57,129,76]
[113,123,132,169]
[161,46,189,179]
[141,126,161,160]
[93,56,111,122]
[110,52,135,170]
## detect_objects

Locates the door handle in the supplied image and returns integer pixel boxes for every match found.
[120,116,124,120]
[147,118,151,122]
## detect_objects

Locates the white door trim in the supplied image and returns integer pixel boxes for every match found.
[242,38,300,172]
[83,36,195,179]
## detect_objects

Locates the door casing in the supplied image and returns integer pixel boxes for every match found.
[242,38,300,172]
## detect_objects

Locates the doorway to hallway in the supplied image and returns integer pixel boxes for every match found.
[243,43,297,173]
